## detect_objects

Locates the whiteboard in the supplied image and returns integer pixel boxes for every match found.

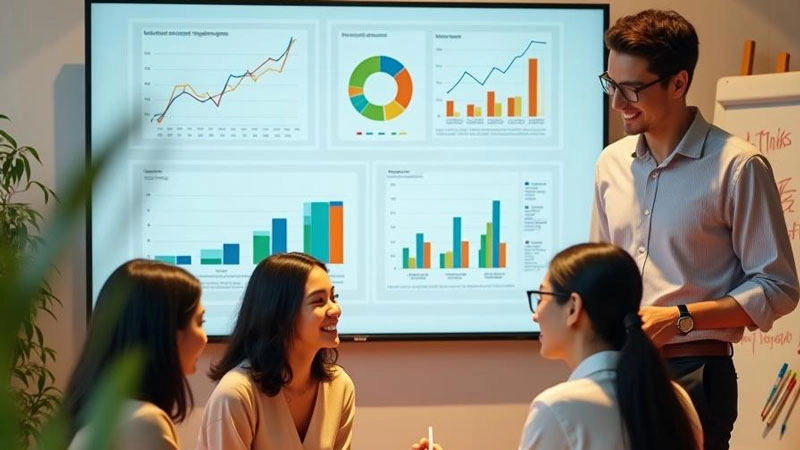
[714,71,800,449]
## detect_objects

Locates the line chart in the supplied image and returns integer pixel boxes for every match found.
[445,39,547,95]
[151,37,296,123]
[138,27,312,143]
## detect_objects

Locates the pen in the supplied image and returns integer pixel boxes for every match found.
[780,382,800,439]
[428,426,435,450]
[762,363,789,418]
[768,373,797,426]
[764,369,793,420]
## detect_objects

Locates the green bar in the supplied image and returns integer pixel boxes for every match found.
[155,255,176,264]
[253,234,271,264]
[201,258,222,265]
[439,253,445,268]
[402,248,409,269]
[479,234,486,269]
[303,225,312,253]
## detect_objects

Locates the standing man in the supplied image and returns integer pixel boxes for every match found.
[590,9,799,450]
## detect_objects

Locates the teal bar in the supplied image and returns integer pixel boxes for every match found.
[439,253,445,268]
[310,202,330,262]
[402,247,409,269]
[200,248,223,265]
[155,255,176,264]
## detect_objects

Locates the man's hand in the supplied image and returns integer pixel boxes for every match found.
[639,305,680,347]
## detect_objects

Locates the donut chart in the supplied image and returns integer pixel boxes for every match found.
[348,56,413,121]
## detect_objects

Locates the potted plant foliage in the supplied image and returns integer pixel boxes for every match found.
[0,114,60,448]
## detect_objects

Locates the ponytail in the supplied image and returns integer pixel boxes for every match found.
[616,313,698,450]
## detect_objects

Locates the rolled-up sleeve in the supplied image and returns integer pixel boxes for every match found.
[727,155,799,331]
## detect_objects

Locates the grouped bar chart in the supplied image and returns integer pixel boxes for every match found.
[401,201,507,270]
[138,166,359,292]
[153,203,342,267]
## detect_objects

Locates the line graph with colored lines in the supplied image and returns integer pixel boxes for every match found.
[139,27,311,142]
[151,37,296,124]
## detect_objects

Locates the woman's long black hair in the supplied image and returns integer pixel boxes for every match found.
[63,259,201,435]
[547,243,698,450]
[208,252,337,396]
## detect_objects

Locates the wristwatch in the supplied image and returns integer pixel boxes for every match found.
[676,304,695,334]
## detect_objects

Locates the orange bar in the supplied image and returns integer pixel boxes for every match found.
[423,242,431,269]
[461,241,469,268]
[329,203,344,264]
[528,58,538,116]
[446,100,454,117]
[487,91,495,117]
[499,242,507,268]
[508,97,516,117]
[467,104,475,117]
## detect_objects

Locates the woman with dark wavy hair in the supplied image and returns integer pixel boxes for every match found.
[65,259,207,450]
[414,243,702,450]
[198,252,354,450]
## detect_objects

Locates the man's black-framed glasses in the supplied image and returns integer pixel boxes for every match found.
[598,71,674,103]
[526,290,570,313]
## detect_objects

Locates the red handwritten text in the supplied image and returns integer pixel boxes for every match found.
[777,177,796,213]
[745,128,793,153]
[788,221,800,241]
[737,330,794,355]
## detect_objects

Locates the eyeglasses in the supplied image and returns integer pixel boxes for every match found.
[526,290,570,313]
[598,71,675,103]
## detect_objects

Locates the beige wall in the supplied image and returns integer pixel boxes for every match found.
[2,0,799,448]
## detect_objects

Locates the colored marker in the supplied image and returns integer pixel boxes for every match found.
[780,383,800,439]
[764,369,793,420]
[768,373,797,426]
[762,363,789,418]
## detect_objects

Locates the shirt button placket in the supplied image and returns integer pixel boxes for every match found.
[639,170,659,259]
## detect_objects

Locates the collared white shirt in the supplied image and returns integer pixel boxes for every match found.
[591,108,799,344]
[518,351,702,450]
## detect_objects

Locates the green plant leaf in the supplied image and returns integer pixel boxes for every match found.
[20,146,41,165]
[0,129,17,148]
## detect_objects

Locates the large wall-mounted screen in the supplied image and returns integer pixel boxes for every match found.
[88,0,608,339]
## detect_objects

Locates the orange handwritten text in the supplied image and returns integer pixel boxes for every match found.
[745,128,792,153]
[777,177,796,213]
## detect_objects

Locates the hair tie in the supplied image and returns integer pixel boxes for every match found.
[624,313,642,332]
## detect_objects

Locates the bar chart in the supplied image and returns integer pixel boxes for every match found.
[137,165,361,294]
[431,29,557,141]
[401,201,507,269]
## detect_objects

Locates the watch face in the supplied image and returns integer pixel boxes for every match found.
[677,316,695,334]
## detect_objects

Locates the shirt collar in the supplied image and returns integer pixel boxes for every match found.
[568,350,620,381]
[633,107,710,161]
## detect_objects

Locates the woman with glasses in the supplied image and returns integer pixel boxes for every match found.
[413,242,702,450]
[197,252,354,450]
